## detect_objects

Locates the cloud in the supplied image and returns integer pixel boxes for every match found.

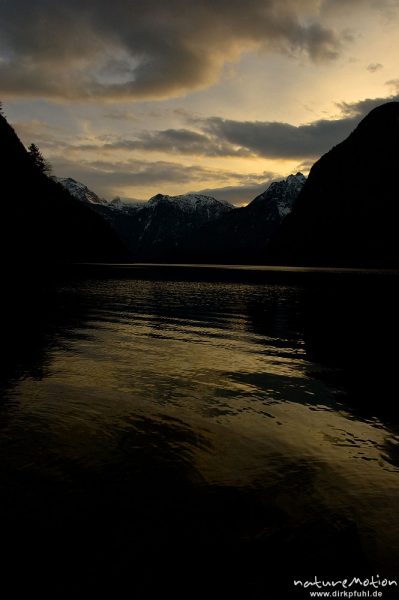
[336,93,399,116]
[99,117,357,160]
[10,119,58,146]
[16,95,399,168]
[185,95,399,159]
[96,129,253,158]
[102,110,138,121]
[53,155,280,205]
[321,0,399,16]
[51,155,271,202]
[13,93,399,204]
[197,176,279,206]
[386,79,399,92]
[0,0,344,100]
[367,62,383,72]
[14,93,399,167]
[192,115,357,159]
[22,115,357,162]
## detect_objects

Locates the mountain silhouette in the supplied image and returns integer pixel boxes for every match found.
[0,112,126,264]
[269,102,399,267]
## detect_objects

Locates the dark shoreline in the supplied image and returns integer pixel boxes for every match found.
[58,262,399,285]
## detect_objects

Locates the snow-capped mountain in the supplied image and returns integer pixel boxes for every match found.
[56,177,146,217]
[148,193,233,217]
[109,197,144,212]
[53,173,304,263]
[113,192,233,260]
[249,173,306,217]
[179,173,306,263]
[56,178,233,218]
[54,176,234,260]
[54,177,108,205]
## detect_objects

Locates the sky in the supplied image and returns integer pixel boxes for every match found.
[1,0,399,205]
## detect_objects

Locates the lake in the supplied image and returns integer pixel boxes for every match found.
[1,265,399,598]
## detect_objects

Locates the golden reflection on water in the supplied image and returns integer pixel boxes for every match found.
[3,275,399,575]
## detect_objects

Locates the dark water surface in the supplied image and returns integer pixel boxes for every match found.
[1,265,399,598]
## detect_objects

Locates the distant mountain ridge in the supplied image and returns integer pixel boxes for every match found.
[56,179,234,217]
[57,174,305,262]
[55,177,143,212]
[147,192,232,215]
[96,192,234,261]
[56,176,238,260]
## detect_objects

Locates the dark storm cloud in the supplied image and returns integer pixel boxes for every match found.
[0,0,343,100]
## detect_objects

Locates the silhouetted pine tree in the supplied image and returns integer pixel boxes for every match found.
[28,143,52,175]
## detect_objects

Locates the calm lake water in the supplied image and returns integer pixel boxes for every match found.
[1,265,399,598]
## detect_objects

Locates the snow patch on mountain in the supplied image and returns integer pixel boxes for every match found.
[54,177,108,205]
[147,192,233,216]
[109,197,144,213]
[249,173,306,217]
[55,177,145,213]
